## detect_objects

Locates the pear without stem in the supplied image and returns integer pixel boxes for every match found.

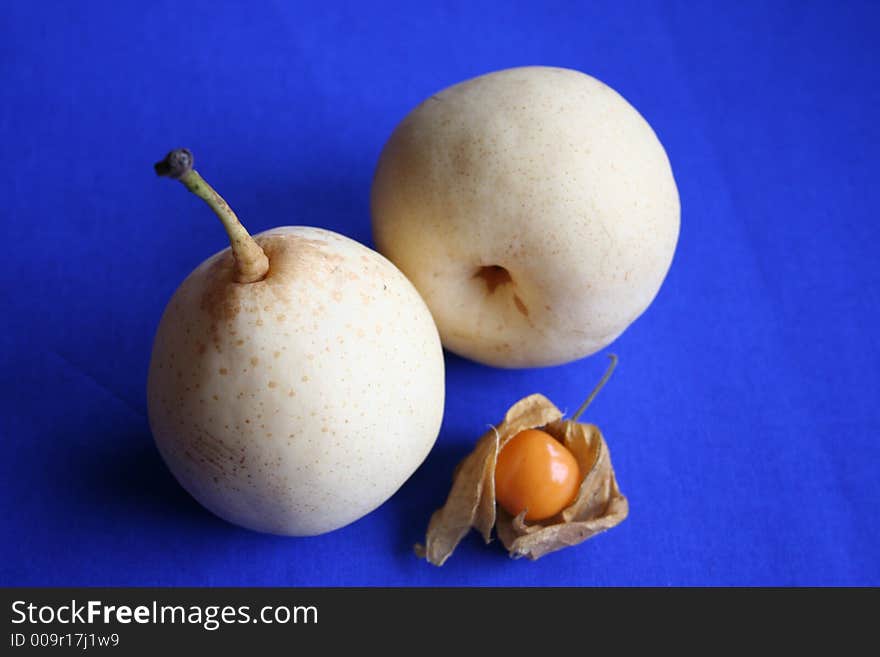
[372,66,680,368]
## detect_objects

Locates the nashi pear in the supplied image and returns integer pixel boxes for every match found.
[372,66,680,367]
[148,149,444,536]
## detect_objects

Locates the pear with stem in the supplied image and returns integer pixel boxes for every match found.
[148,149,445,536]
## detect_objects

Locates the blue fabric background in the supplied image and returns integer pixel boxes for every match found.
[1,1,877,586]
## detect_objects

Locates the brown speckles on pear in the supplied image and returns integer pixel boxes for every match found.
[198,233,328,325]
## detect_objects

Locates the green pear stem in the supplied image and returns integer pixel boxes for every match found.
[570,354,618,422]
[154,149,269,284]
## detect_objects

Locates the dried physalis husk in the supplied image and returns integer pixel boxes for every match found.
[416,359,628,564]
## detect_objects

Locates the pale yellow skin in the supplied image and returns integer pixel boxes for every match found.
[372,66,680,368]
[147,226,444,536]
